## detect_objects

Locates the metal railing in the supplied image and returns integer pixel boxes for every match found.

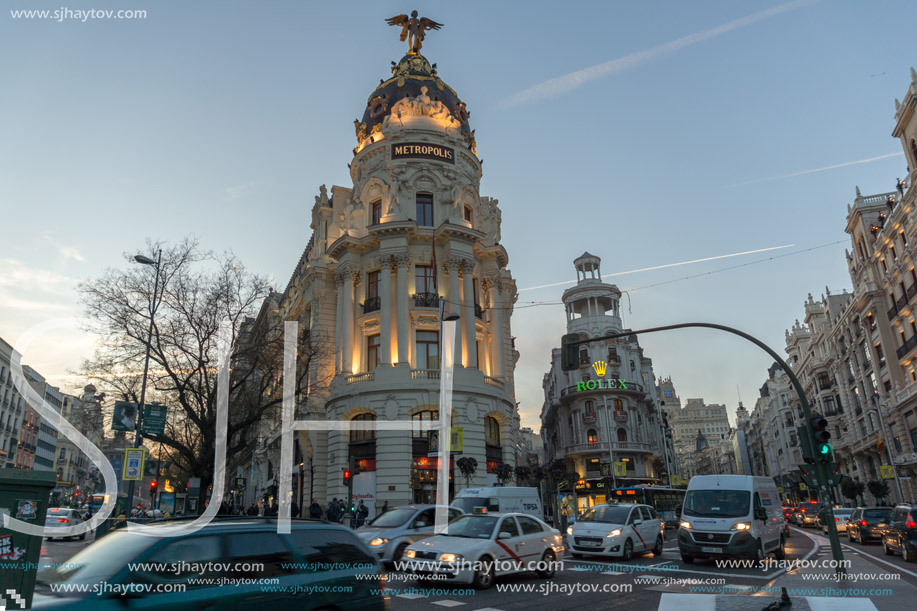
[474,304,485,319]
[564,441,651,455]
[413,292,438,308]
[345,372,374,384]
[411,369,440,380]
[484,376,503,387]
[896,334,917,359]
[361,296,381,314]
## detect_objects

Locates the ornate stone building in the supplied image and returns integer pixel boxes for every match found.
[234,41,520,517]
[541,254,676,512]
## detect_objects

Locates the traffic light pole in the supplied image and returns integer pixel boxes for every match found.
[562,322,846,577]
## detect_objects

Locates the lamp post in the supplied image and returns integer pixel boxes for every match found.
[124,250,162,516]
[871,395,904,504]
[434,296,459,532]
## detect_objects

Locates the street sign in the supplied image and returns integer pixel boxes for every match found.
[141,404,167,435]
[614,461,627,477]
[123,448,145,481]
[799,482,808,491]
[112,401,138,432]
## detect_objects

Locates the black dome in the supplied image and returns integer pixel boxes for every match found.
[356,53,473,145]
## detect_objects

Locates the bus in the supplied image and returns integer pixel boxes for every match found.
[89,493,128,516]
[611,486,686,528]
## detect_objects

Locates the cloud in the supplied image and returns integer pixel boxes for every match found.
[225,182,255,200]
[502,0,816,107]
[728,152,905,186]
[0,259,77,295]
[57,246,85,262]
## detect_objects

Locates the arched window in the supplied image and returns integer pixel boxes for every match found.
[613,399,623,410]
[485,416,500,446]
[587,429,598,444]
[350,413,376,443]
[584,400,594,411]
[617,428,627,442]
[412,410,438,438]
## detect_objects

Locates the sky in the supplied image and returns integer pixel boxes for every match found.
[1,0,915,431]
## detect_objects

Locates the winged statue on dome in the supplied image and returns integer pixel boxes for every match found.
[386,11,443,54]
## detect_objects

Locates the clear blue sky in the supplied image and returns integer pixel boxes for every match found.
[1,0,915,429]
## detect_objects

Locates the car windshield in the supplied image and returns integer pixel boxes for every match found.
[683,490,751,518]
[37,529,158,588]
[580,505,631,524]
[368,508,416,528]
[443,515,497,538]
[863,508,892,520]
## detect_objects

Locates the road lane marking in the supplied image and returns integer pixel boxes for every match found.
[658,593,716,611]
[432,601,465,607]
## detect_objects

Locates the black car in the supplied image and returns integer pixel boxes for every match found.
[33,517,390,610]
[882,504,917,562]
[847,507,893,544]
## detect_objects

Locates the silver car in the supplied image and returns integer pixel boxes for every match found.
[355,504,464,563]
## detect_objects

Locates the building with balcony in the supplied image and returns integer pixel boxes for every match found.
[54,386,105,504]
[231,38,519,519]
[541,254,675,512]
[667,396,732,479]
[0,337,28,469]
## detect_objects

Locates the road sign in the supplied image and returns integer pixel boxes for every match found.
[614,461,627,477]
[141,404,167,435]
[123,448,145,481]
[112,401,138,432]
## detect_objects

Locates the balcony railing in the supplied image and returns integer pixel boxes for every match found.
[888,305,898,320]
[346,372,374,384]
[413,292,439,308]
[908,283,917,300]
[484,376,504,388]
[897,294,908,311]
[411,369,440,380]
[361,296,381,314]
[474,304,485,319]
[564,441,651,455]
[896,334,917,359]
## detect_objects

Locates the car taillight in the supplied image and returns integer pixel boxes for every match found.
[57,518,69,523]
[907,520,917,529]
[859,520,867,527]
[834,518,839,522]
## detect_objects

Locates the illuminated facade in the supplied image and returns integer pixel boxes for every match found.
[241,47,519,517]
[541,254,675,511]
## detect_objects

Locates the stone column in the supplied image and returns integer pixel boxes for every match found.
[341,268,356,373]
[379,255,393,366]
[335,272,344,373]
[447,257,463,366]
[395,255,410,365]
[462,261,477,369]
[488,277,506,379]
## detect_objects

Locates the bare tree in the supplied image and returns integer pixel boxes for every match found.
[79,239,321,511]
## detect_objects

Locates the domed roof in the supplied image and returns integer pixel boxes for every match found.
[695,429,709,452]
[355,53,473,146]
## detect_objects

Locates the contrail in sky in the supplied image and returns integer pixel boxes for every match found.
[728,152,904,186]
[502,0,815,107]
[518,244,795,292]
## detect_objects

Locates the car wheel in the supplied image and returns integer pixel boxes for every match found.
[883,538,893,556]
[571,552,583,559]
[653,535,664,556]
[751,540,765,567]
[681,553,695,564]
[537,550,556,578]
[903,543,915,563]
[472,556,494,590]
[774,536,787,561]
[393,542,408,562]
[621,539,634,561]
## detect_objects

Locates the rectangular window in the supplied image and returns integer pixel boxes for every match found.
[463,206,472,223]
[416,193,434,227]
[876,342,886,368]
[367,271,380,300]
[371,201,382,225]
[416,331,439,370]
[902,231,909,247]
[366,334,380,372]
[415,265,435,294]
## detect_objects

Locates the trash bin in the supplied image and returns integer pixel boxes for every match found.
[0,469,59,609]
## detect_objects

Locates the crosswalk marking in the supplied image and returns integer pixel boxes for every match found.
[603,571,626,575]
[658,593,716,611]
[396,593,428,600]
[656,594,879,611]
[431,601,466,607]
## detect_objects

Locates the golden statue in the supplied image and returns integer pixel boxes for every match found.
[386,10,443,55]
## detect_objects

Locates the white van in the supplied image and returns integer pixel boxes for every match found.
[452,487,543,518]
[677,475,786,563]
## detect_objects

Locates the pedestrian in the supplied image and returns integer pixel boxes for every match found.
[355,500,369,528]
[327,498,340,523]
[380,500,389,515]
[560,500,573,533]
[338,499,346,523]
[291,501,300,518]
[309,500,323,519]
[268,502,279,516]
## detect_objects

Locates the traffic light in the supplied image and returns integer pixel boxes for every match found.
[561,334,579,371]
[343,469,352,485]
[809,413,833,461]
[149,480,158,495]
[797,426,815,464]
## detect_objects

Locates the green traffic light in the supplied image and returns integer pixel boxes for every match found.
[819,443,832,455]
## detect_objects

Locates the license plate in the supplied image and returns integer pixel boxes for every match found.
[700,546,723,553]
[582,541,602,547]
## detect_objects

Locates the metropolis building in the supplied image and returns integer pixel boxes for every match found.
[235,32,520,517]
[541,254,676,512]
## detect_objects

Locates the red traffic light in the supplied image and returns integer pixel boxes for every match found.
[343,469,352,484]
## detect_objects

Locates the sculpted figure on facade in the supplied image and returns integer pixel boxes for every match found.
[381,181,400,216]
[478,197,502,243]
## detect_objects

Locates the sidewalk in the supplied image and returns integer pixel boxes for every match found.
[770,530,917,611]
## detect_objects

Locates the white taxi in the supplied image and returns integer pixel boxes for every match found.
[568,502,664,560]
[401,511,564,589]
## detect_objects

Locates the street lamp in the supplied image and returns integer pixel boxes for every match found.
[124,249,162,516]
[871,395,905,504]
[434,296,459,532]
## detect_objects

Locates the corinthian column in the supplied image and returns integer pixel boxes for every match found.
[446,257,463,366]
[395,254,410,365]
[335,273,344,373]
[488,277,506,379]
[462,261,477,369]
[341,268,356,373]
[379,255,393,366]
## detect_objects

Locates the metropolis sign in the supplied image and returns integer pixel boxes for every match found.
[391,142,455,164]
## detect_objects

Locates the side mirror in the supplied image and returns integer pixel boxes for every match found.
[754,508,767,521]
[413,520,428,528]
[498,531,512,540]
[633,518,643,525]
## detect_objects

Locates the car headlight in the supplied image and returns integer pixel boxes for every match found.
[680,521,691,529]
[606,529,621,538]
[566,526,573,535]
[732,522,751,531]
[369,538,389,547]
[404,549,416,559]
[438,553,462,562]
